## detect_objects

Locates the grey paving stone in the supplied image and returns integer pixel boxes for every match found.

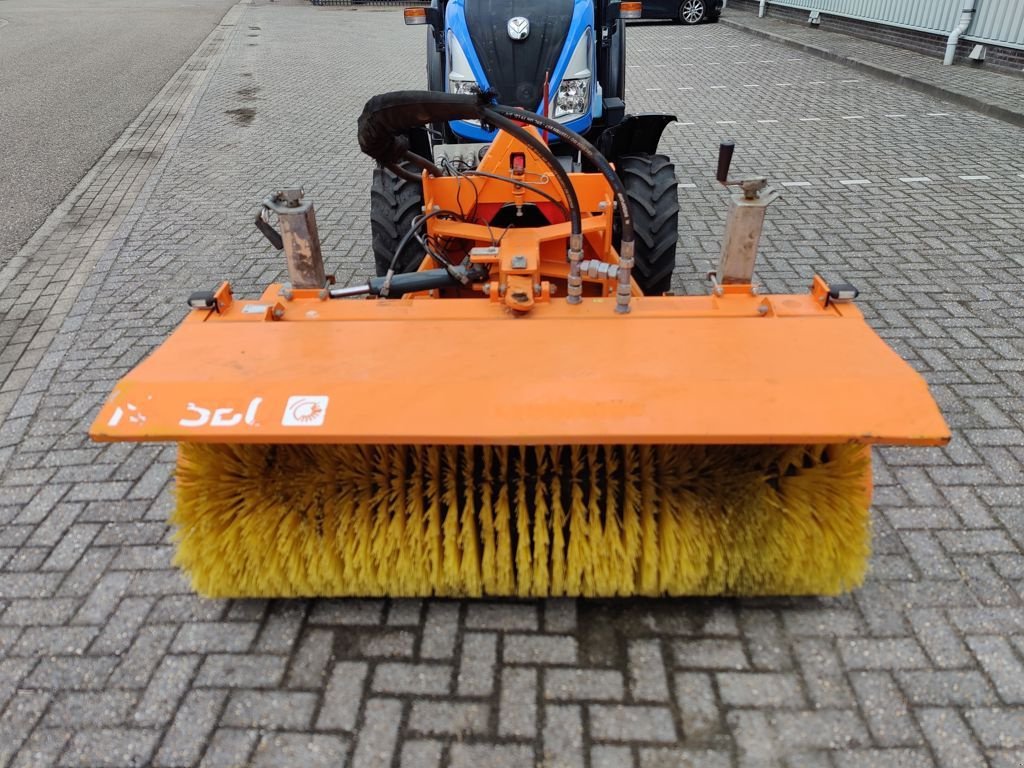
[592,745,636,768]
[316,661,368,731]
[544,703,584,768]
[250,732,349,768]
[672,639,749,670]
[59,728,160,768]
[963,708,1024,748]
[966,635,1024,703]
[499,666,537,738]
[399,740,444,768]
[198,728,259,768]
[640,747,732,768]
[171,622,259,653]
[285,628,335,689]
[850,671,922,747]
[195,654,288,688]
[308,599,384,626]
[153,689,227,768]
[221,690,318,730]
[133,654,201,727]
[627,640,670,702]
[896,670,999,706]
[409,700,489,736]
[589,705,678,743]
[372,662,451,696]
[465,602,538,631]
[503,633,578,665]
[448,744,535,768]
[673,672,722,740]
[351,698,402,768]
[545,669,625,701]
[717,672,805,708]
[917,708,987,768]
[833,750,933,768]
[770,710,870,750]
[456,632,498,696]
[839,638,930,670]
[419,602,460,659]
[44,690,137,728]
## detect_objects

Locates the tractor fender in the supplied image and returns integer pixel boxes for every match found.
[596,113,677,164]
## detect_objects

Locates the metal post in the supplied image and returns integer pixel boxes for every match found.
[717,184,778,285]
[263,189,326,289]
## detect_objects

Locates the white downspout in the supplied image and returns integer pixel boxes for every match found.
[758,0,766,18]
[944,0,977,66]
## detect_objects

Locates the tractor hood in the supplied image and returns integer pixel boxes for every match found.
[464,0,575,108]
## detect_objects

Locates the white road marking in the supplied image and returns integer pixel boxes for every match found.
[799,117,821,122]
[959,175,991,180]
[899,177,932,183]
[807,80,826,84]
[787,57,803,61]
[841,115,865,120]
[757,119,779,123]
[839,179,871,185]
[927,112,951,116]
[716,120,737,124]
[775,82,793,86]
[885,114,907,118]
[743,84,760,88]
[678,121,695,126]
[710,85,727,89]
[840,79,861,83]
[678,86,694,90]
[781,181,812,187]
[680,183,698,188]
[646,88,662,91]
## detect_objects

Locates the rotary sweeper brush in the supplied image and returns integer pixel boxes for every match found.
[89,92,949,598]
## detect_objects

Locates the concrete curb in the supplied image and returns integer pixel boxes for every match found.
[720,16,1024,129]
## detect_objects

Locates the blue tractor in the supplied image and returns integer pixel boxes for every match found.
[370,0,680,295]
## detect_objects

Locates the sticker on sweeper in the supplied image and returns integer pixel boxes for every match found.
[282,396,329,427]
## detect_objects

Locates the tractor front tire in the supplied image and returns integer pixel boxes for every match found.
[371,162,425,277]
[616,154,679,296]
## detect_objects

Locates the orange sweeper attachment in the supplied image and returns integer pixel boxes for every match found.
[89,92,949,598]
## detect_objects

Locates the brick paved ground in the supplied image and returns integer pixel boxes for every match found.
[719,3,1024,128]
[1,3,1023,766]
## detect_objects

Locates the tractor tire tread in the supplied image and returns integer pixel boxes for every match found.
[616,153,679,295]
[370,162,425,276]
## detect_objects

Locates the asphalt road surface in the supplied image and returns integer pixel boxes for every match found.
[0,0,237,264]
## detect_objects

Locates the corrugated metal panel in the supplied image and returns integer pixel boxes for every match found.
[965,0,1024,49]
[766,0,960,35]
[767,0,1024,49]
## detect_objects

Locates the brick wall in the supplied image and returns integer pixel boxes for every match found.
[728,0,1024,75]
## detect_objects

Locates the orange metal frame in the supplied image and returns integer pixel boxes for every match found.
[88,128,951,449]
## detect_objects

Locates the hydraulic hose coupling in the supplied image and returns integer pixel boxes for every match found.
[567,233,584,304]
[615,239,635,314]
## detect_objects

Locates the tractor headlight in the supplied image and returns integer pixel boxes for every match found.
[447,32,480,95]
[552,29,592,119]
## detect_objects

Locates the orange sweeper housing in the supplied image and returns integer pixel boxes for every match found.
[89,92,949,598]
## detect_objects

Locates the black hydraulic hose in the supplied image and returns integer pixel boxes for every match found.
[479,107,581,239]
[489,106,638,311]
[488,106,633,243]
[386,162,422,183]
[403,150,444,179]
[462,170,571,220]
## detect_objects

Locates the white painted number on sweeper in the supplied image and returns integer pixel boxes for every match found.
[179,398,262,428]
[282,396,329,427]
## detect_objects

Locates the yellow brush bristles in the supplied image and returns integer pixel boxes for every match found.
[173,443,872,598]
